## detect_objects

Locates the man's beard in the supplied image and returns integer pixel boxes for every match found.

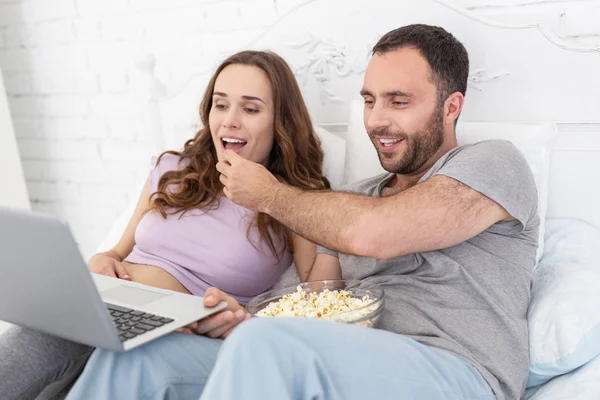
[368,106,445,175]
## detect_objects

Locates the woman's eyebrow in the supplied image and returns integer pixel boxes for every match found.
[241,95,265,104]
[213,92,265,104]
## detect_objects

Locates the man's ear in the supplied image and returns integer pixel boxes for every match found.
[444,92,465,126]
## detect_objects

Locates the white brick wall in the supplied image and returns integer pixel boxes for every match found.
[1,0,599,260]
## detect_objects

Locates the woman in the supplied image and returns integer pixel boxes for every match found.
[0,50,337,400]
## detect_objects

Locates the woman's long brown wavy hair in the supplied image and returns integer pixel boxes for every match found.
[149,50,330,259]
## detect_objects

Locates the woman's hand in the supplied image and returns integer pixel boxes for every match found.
[88,253,131,280]
[183,287,251,339]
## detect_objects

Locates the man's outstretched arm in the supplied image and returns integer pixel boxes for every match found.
[217,150,511,260]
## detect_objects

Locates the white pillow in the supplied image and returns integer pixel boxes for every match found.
[456,121,557,263]
[96,176,146,255]
[342,100,386,184]
[343,99,556,262]
[314,125,346,189]
[527,219,600,388]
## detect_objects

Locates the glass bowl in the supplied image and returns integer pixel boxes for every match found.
[246,280,385,328]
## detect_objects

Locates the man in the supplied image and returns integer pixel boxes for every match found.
[209,24,538,400]
[68,24,537,400]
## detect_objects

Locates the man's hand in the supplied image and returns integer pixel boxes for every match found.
[216,150,281,212]
[183,287,250,339]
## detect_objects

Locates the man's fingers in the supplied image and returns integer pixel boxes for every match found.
[113,261,130,280]
[221,149,242,164]
[215,161,231,176]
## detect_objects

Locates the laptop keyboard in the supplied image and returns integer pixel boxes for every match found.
[105,303,175,343]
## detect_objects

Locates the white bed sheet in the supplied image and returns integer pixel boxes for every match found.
[522,218,600,399]
[523,354,600,400]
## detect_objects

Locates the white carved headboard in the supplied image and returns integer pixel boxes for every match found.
[135,0,600,228]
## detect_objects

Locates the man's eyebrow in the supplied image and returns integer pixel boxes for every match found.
[383,90,413,98]
[213,92,266,104]
[359,89,414,98]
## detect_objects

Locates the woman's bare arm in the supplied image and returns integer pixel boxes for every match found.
[88,178,152,274]
[306,253,342,282]
[292,235,317,282]
[293,234,343,282]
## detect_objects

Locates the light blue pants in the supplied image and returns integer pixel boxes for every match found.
[67,318,496,400]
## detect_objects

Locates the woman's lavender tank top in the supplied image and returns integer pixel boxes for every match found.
[125,154,292,304]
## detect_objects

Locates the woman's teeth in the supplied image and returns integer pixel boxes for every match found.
[221,137,247,151]
[222,138,246,144]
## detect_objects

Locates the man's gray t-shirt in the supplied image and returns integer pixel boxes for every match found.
[317,140,539,400]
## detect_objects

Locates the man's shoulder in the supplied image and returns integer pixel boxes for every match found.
[427,139,527,176]
[451,139,522,160]
[338,172,392,196]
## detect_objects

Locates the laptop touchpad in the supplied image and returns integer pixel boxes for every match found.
[101,285,170,307]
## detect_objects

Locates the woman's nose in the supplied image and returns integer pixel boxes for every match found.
[222,109,241,130]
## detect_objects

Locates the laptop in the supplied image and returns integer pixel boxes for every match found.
[0,206,228,352]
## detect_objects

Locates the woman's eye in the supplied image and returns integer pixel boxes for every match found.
[214,104,227,110]
[244,108,259,114]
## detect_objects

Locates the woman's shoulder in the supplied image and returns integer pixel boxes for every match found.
[152,152,191,172]
[149,153,191,192]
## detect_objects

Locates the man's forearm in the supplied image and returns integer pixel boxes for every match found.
[262,184,378,255]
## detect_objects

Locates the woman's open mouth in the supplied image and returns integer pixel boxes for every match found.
[221,137,247,153]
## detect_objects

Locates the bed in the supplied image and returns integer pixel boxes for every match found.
[125,0,600,398]
[123,1,600,397]
[4,0,600,398]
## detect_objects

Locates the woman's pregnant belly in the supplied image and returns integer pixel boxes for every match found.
[122,261,191,295]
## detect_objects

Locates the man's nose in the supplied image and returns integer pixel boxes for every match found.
[365,103,392,132]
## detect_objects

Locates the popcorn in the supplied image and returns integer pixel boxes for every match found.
[256,285,378,327]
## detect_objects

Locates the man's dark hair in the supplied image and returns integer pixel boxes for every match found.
[372,24,469,106]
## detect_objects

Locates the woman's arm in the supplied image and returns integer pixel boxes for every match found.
[292,235,317,282]
[88,178,152,277]
[293,235,342,282]
[306,253,341,282]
